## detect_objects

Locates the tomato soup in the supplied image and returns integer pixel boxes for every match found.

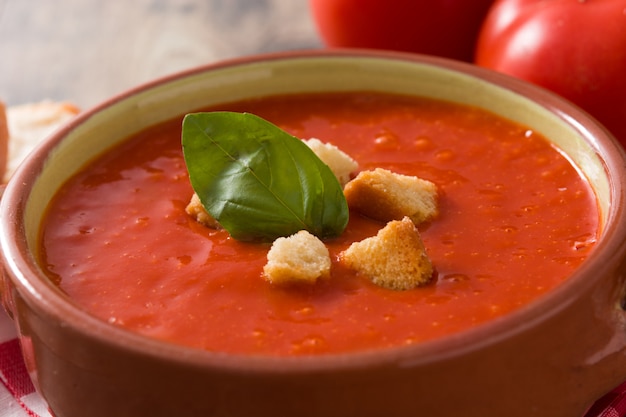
[39,92,599,356]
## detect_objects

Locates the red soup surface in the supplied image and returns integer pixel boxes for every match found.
[39,92,599,356]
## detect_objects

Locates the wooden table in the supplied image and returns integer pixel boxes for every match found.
[0,0,321,109]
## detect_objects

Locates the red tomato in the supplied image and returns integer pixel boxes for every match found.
[309,0,496,62]
[475,0,626,146]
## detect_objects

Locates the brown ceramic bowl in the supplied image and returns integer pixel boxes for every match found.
[2,50,626,417]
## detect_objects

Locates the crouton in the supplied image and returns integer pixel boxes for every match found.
[185,193,221,229]
[344,168,438,225]
[263,230,331,285]
[340,217,433,290]
[304,138,358,186]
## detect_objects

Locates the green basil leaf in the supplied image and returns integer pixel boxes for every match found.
[182,111,349,242]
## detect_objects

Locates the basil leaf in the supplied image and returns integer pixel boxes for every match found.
[182,112,349,242]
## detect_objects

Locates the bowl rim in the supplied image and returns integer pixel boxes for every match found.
[2,48,626,373]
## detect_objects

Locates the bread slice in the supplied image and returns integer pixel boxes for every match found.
[340,217,433,290]
[263,230,331,285]
[344,168,438,225]
[4,101,79,182]
[0,102,8,180]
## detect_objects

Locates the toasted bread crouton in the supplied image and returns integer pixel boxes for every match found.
[185,193,221,229]
[304,138,358,186]
[344,168,438,225]
[340,217,433,290]
[263,230,331,285]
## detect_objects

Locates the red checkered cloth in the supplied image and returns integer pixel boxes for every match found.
[0,310,51,417]
[0,308,625,417]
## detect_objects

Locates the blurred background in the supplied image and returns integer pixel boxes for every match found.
[0,0,321,109]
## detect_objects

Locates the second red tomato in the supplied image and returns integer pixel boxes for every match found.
[475,0,626,146]
[309,0,495,62]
